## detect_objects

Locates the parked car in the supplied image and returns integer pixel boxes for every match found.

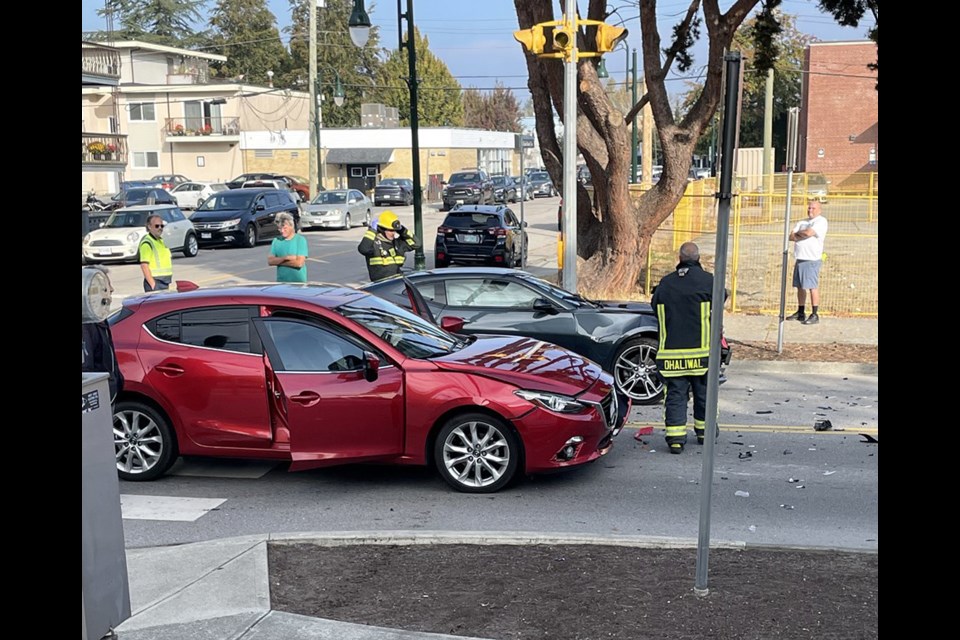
[435,205,527,269]
[526,171,557,198]
[170,181,229,210]
[114,187,176,208]
[120,180,155,191]
[189,187,300,248]
[82,204,198,263]
[364,267,732,405]
[490,176,519,203]
[441,169,494,210]
[512,176,535,201]
[301,189,372,230]
[149,174,191,190]
[227,173,312,201]
[374,178,415,206]
[109,282,628,492]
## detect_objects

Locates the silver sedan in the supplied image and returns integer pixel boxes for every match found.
[300,189,373,230]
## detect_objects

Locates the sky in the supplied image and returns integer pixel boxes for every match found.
[81,0,875,101]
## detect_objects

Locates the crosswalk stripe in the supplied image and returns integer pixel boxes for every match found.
[120,495,226,522]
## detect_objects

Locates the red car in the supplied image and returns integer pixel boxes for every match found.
[110,284,628,492]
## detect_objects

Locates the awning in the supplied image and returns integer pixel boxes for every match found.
[325,148,394,165]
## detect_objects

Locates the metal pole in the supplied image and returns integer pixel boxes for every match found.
[641,77,652,187]
[560,0,578,292]
[402,0,426,269]
[308,0,318,200]
[315,75,323,191]
[695,51,741,596]
[630,48,638,184]
[519,140,526,269]
[777,107,800,353]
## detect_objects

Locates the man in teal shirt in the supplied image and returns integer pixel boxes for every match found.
[267,212,308,282]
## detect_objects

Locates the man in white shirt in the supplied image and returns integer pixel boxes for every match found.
[786,200,828,325]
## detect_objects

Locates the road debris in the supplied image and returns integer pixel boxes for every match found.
[860,433,878,444]
[814,419,833,431]
[735,490,750,497]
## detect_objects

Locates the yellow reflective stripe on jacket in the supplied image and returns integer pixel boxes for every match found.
[139,235,173,277]
[367,255,406,266]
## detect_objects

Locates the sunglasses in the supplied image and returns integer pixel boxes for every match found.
[152,223,166,229]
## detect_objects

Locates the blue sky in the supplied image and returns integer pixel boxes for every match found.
[81,0,875,99]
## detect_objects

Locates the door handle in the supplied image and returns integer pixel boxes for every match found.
[290,391,321,406]
[155,364,185,377]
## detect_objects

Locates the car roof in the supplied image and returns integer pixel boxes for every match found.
[229,187,284,194]
[445,204,508,215]
[125,283,371,309]
[116,204,179,212]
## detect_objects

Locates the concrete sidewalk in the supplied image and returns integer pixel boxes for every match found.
[722,312,877,346]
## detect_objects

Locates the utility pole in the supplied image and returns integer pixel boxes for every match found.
[308,1,318,200]
[762,68,774,199]
[630,48,638,184]
[560,0,578,291]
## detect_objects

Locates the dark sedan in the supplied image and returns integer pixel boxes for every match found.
[363,268,667,404]
[374,178,414,206]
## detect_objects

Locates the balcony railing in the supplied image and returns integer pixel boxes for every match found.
[82,133,127,166]
[81,45,121,82]
[164,117,241,139]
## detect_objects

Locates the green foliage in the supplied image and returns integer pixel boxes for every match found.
[100,0,207,45]
[376,28,463,127]
[283,0,383,128]
[463,83,522,132]
[208,0,289,85]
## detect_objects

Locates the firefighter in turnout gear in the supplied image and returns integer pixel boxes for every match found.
[650,242,718,454]
[357,210,422,282]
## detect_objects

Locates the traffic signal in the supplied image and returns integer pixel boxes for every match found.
[514,25,548,54]
[595,24,628,53]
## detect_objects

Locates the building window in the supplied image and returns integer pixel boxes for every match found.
[133,151,160,168]
[129,102,156,122]
[254,149,274,159]
[350,167,363,178]
[366,167,378,177]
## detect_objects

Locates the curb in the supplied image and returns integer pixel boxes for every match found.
[728,360,877,376]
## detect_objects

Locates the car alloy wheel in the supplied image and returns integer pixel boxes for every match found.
[183,233,199,258]
[244,224,257,248]
[613,337,665,404]
[434,413,519,493]
[343,213,351,230]
[113,401,177,481]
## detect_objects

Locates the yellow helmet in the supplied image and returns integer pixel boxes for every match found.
[377,210,401,232]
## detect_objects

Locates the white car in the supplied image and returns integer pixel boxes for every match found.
[300,189,372,230]
[170,182,228,210]
[82,204,198,264]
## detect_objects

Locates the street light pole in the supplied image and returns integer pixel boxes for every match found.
[349,0,425,270]
[308,0,318,200]
[631,48,638,184]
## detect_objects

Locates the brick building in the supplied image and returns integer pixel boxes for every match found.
[799,41,878,175]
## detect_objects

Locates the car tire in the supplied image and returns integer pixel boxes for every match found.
[113,400,178,482]
[182,233,199,258]
[612,336,664,405]
[433,412,520,493]
[243,224,257,248]
[342,213,351,230]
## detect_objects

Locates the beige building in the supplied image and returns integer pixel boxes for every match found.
[82,40,520,202]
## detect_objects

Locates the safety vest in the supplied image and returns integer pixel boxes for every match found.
[139,234,173,278]
[357,229,418,282]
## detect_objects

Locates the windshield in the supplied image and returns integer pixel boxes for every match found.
[337,294,460,359]
[517,273,593,307]
[529,172,550,183]
[104,210,152,228]
[379,179,405,187]
[449,173,479,184]
[443,212,500,229]
[311,191,348,205]
[198,192,255,211]
[123,188,154,201]
[491,177,507,186]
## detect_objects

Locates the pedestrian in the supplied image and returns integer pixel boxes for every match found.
[82,266,123,405]
[357,210,421,282]
[786,200,828,325]
[650,242,718,454]
[139,213,173,292]
[267,212,308,282]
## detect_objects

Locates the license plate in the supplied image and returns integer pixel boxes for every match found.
[457,234,480,244]
[201,233,212,239]
[97,249,113,256]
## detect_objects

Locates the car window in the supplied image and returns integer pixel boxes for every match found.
[104,210,149,228]
[211,183,229,192]
[264,193,281,208]
[491,177,506,186]
[449,173,479,184]
[442,212,501,229]
[350,190,364,201]
[262,320,365,372]
[312,191,347,204]
[199,192,256,211]
[445,279,540,309]
[337,295,460,359]
[151,307,257,354]
[167,208,186,221]
[504,210,519,227]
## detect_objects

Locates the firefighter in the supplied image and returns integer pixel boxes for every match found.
[357,210,421,282]
[650,242,718,454]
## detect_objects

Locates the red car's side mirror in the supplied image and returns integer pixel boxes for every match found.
[176,280,199,292]
[440,316,466,334]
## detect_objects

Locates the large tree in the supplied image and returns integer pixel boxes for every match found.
[376,28,464,128]
[463,82,523,132]
[100,0,207,45]
[208,0,289,85]
[283,0,383,128]
[514,0,878,297]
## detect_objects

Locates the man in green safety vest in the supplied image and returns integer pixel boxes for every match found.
[139,213,173,292]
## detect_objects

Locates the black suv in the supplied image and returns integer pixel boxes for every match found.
[435,204,527,268]
[441,170,494,211]
[490,176,519,203]
[190,188,300,248]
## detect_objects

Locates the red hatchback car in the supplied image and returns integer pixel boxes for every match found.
[110,284,628,492]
